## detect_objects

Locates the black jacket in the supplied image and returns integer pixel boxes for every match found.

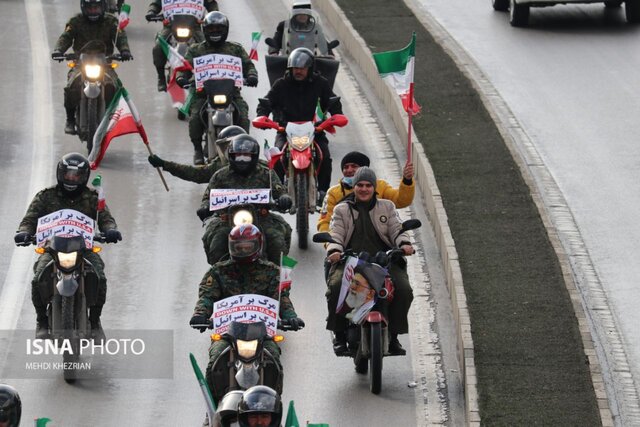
[256,71,342,124]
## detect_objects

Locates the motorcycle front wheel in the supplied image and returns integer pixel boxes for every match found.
[295,173,309,249]
[369,322,383,394]
[86,98,98,155]
[61,296,79,384]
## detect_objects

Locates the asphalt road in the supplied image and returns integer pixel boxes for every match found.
[0,0,460,425]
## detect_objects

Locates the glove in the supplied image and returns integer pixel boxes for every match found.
[190,314,209,333]
[14,231,32,245]
[176,76,189,88]
[197,207,213,221]
[286,317,305,331]
[120,50,133,61]
[276,195,292,211]
[148,154,165,168]
[104,229,122,243]
[145,11,156,22]
[51,50,63,60]
[244,75,258,87]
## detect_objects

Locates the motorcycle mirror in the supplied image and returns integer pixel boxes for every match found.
[265,37,278,49]
[327,39,340,50]
[400,219,422,233]
[312,232,335,244]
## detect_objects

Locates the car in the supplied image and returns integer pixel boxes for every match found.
[492,0,640,27]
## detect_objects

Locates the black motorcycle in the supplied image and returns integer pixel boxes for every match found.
[313,219,421,394]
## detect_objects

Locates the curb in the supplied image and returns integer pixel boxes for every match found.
[316,1,479,425]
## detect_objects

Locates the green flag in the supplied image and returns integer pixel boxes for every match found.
[307,424,330,427]
[35,418,51,427]
[284,400,300,427]
[190,353,216,422]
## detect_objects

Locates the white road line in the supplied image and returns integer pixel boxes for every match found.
[0,0,53,330]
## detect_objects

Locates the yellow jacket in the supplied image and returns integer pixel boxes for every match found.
[317,177,415,232]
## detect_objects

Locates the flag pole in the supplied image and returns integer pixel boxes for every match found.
[407,81,414,164]
[144,144,170,192]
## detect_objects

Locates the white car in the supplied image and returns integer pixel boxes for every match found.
[492,0,640,26]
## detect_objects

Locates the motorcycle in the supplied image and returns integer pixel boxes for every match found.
[312,219,421,394]
[252,106,348,250]
[52,41,123,154]
[191,314,301,405]
[18,231,115,384]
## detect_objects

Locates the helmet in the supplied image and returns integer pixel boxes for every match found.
[289,11,315,32]
[237,386,282,427]
[202,11,229,45]
[228,224,262,263]
[0,384,21,427]
[80,0,106,21]
[292,0,312,9]
[227,135,260,174]
[56,152,91,193]
[287,47,314,70]
[216,125,248,162]
[211,390,244,427]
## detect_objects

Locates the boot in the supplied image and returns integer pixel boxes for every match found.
[89,306,106,342]
[35,309,49,339]
[64,108,77,135]
[193,144,205,165]
[389,334,406,356]
[332,331,348,355]
[157,74,167,92]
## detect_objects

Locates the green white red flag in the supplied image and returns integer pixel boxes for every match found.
[89,82,149,170]
[249,31,262,61]
[278,255,298,293]
[263,140,283,170]
[91,174,106,212]
[372,32,421,116]
[157,36,193,109]
[117,4,131,30]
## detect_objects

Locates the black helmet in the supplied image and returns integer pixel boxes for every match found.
[211,390,244,427]
[237,386,282,427]
[227,134,260,174]
[0,384,21,427]
[216,125,248,162]
[80,0,106,21]
[287,47,314,69]
[202,11,229,45]
[218,125,247,140]
[57,152,91,193]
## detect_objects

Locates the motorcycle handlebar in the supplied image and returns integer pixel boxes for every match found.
[147,14,165,22]
[52,53,122,63]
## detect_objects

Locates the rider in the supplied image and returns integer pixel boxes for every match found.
[318,151,415,232]
[189,225,304,396]
[14,153,122,341]
[198,134,293,265]
[237,386,283,427]
[145,0,219,92]
[268,0,335,56]
[0,384,21,427]
[52,0,133,135]
[147,125,247,184]
[325,167,414,355]
[256,47,342,204]
[176,11,258,165]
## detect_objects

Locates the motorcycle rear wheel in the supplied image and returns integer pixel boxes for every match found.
[369,322,383,394]
[295,173,309,249]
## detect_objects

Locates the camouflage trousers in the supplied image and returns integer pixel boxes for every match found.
[188,95,250,150]
[152,27,205,77]
[31,252,107,314]
[325,261,413,336]
[202,214,291,265]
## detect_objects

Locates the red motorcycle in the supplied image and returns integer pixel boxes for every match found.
[252,113,348,249]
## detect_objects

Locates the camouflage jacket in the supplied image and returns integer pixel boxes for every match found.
[17,186,118,234]
[193,259,296,319]
[164,157,224,184]
[178,41,257,98]
[147,0,218,15]
[54,14,130,55]
[200,164,285,209]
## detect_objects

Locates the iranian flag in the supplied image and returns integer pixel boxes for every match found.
[117,4,131,30]
[249,31,262,61]
[263,140,283,170]
[157,36,193,109]
[92,174,106,212]
[278,255,298,293]
[89,83,150,170]
[372,32,421,116]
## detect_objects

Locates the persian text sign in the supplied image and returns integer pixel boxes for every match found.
[209,188,271,211]
[161,0,205,20]
[36,209,95,248]
[194,54,243,89]
[212,294,279,337]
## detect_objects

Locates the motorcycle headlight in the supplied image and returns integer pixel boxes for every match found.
[213,95,227,105]
[236,339,258,359]
[176,27,191,38]
[233,209,254,226]
[58,251,78,269]
[84,63,103,80]
[291,135,310,150]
